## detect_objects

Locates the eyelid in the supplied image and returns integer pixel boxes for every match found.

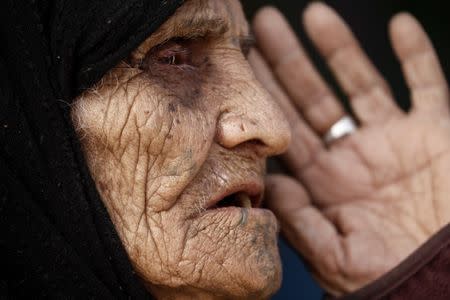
[128,36,193,66]
[145,38,195,68]
[152,37,189,52]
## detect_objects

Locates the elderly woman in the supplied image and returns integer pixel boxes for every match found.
[1,0,449,299]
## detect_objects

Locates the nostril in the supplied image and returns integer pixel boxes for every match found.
[246,139,266,147]
[216,114,268,148]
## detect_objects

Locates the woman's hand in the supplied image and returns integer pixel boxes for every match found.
[250,2,450,296]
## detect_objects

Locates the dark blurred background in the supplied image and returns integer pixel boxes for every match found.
[242,1,450,299]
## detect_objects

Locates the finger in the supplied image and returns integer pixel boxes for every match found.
[249,49,324,172]
[253,6,345,134]
[303,2,403,124]
[389,13,449,115]
[265,175,343,282]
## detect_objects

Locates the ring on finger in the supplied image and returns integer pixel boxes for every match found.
[323,115,357,145]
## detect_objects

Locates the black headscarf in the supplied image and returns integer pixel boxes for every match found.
[0,0,183,298]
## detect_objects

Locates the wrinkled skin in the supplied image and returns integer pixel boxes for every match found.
[252,3,450,296]
[71,0,290,299]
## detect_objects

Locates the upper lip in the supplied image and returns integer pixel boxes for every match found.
[206,179,264,209]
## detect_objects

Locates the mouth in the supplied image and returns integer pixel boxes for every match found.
[207,183,263,210]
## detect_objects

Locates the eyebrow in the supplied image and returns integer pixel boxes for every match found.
[172,15,230,39]
[132,16,226,61]
[131,2,251,61]
[173,15,255,57]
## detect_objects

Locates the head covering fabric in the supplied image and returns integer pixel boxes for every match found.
[0,0,183,297]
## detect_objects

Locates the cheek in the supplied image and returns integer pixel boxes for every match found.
[72,75,219,214]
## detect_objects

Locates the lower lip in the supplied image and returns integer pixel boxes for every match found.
[203,206,267,213]
[199,207,276,223]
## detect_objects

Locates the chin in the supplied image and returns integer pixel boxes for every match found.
[146,207,283,300]
[150,248,282,300]
[198,208,282,299]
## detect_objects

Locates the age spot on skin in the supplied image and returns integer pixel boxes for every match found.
[168,102,177,113]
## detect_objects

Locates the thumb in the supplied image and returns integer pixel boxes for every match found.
[265,175,344,291]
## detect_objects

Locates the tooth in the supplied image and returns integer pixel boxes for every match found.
[237,193,252,208]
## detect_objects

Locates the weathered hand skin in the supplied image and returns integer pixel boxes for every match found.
[71,1,291,299]
[252,3,450,296]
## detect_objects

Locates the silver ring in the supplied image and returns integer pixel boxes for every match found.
[323,116,357,145]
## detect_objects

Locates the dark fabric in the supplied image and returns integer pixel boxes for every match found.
[0,0,183,298]
[339,223,450,300]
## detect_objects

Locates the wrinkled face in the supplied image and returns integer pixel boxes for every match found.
[71,0,290,299]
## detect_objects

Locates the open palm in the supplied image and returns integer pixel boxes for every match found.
[250,3,450,295]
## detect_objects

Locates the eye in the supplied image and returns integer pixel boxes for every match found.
[152,40,192,66]
[165,55,176,65]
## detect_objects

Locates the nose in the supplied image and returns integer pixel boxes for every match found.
[216,70,291,157]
